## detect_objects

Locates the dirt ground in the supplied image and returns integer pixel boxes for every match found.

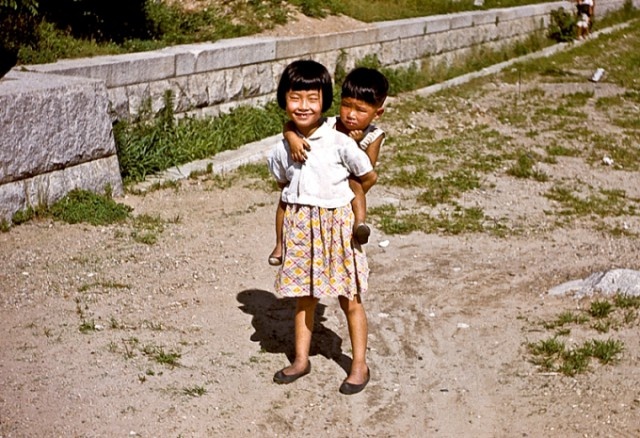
[2,11,640,438]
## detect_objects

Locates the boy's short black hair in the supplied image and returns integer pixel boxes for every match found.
[276,60,333,113]
[341,67,389,108]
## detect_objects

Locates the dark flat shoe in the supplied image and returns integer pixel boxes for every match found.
[354,223,371,245]
[273,362,311,384]
[268,255,282,266]
[339,368,370,395]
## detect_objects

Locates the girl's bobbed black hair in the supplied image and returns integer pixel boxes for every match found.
[277,60,333,113]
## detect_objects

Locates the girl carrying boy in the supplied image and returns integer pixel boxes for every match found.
[268,66,388,265]
[267,59,377,394]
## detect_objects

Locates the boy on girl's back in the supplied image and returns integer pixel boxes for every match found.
[268,66,389,266]
[267,59,377,394]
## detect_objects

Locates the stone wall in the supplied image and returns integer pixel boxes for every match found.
[26,1,633,122]
[0,72,123,222]
[0,0,635,222]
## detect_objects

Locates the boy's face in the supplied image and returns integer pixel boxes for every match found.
[285,89,323,136]
[339,97,384,132]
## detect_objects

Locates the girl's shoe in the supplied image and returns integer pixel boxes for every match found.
[339,367,370,395]
[354,223,371,245]
[273,362,311,384]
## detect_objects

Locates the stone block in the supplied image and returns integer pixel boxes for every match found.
[26,51,177,88]
[0,71,117,184]
[0,156,122,222]
[191,37,277,73]
[450,12,474,30]
[473,10,499,26]
[425,16,451,34]
[374,18,427,41]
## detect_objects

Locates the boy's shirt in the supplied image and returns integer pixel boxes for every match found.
[325,116,386,152]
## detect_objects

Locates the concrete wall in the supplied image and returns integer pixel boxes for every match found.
[0,0,635,222]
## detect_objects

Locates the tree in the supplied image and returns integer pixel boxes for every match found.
[0,0,39,78]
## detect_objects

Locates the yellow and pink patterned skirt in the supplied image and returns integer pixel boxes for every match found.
[275,203,368,300]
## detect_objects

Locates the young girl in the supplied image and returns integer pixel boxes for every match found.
[268,67,388,266]
[267,59,377,395]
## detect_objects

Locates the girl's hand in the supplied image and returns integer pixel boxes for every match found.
[349,130,365,143]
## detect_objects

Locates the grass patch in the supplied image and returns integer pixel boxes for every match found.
[115,95,286,185]
[527,294,635,375]
[545,185,638,218]
[142,345,181,368]
[183,385,207,397]
[506,151,548,181]
[78,281,130,293]
[49,188,132,225]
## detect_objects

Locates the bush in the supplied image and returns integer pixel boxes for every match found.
[547,7,576,42]
[38,0,154,43]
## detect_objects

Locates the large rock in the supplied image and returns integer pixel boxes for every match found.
[548,269,640,298]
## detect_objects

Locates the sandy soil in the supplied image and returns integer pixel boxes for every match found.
[2,12,640,438]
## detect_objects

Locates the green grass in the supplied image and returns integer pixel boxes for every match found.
[143,345,181,368]
[183,385,207,397]
[527,294,635,375]
[49,187,132,225]
[340,0,558,22]
[115,95,287,184]
[367,17,640,238]
[545,185,638,218]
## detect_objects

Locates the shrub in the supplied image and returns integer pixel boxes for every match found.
[547,7,576,42]
[38,0,154,43]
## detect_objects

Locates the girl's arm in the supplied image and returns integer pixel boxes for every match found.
[283,120,310,162]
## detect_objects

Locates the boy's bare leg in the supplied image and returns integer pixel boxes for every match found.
[349,177,370,244]
[269,200,286,265]
[339,295,370,388]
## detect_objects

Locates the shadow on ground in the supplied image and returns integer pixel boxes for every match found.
[237,289,352,375]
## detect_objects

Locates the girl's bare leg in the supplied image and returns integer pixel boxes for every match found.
[281,296,317,375]
[269,200,286,264]
[339,295,369,384]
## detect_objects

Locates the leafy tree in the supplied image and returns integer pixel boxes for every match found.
[0,0,39,77]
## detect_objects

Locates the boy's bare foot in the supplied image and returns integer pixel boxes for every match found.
[354,223,371,245]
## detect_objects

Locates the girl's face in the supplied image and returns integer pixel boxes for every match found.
[285,89,323,137]
[339,97,384,132]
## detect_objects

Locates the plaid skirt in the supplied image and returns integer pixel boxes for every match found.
[275,203,369,300]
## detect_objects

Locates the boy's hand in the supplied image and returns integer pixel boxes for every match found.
[349,130,365,143]
[290,138,311,162]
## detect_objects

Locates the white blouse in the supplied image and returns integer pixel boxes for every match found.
[268,120,374,209]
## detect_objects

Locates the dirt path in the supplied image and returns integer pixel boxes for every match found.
[2,14,640,438]
[2,168,639,437]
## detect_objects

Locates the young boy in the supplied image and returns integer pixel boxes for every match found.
[268,67,388,266]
